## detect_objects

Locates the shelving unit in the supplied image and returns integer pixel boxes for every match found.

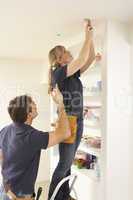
[71,48,102,200]
[83,123,101,130]
[78,143,101,158]
[72,165,99,182]
[83,95,102,107]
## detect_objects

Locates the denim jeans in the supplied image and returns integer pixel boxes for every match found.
[48,118,83,200]
[0,184,33,200]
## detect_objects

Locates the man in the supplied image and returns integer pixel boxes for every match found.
[0,86,71,200]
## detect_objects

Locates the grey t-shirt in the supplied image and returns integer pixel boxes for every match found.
[51,65,83,118]
[0,123,49,195]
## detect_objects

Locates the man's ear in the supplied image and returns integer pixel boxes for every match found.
[26,112,31,120]
[28,112,33,118]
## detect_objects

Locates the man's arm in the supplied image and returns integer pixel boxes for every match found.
[47,87,71,148]
[0,149,3,165]
[80,41,95,74]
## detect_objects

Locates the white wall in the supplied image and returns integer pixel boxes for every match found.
[0,60,51,182]
[0,60,43,127]
[129,22,133,199]
[105,21,131,200]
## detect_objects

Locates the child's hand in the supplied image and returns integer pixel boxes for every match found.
[84,19,93,41]
[95,53,102,61]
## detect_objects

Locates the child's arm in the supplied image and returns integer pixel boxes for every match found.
[67,19,94,77]
[80,41,95,74]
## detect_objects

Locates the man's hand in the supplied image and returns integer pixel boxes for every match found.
[51,85,64,107]
[48,85,71,148]
[84,19,93,41]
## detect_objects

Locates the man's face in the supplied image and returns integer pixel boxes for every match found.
[29,101,38,120]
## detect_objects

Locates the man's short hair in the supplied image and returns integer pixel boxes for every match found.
[8,95,33,123]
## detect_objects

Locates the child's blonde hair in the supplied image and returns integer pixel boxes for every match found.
[48,45,65,93]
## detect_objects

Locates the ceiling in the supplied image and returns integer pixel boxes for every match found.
[0,0,132,62]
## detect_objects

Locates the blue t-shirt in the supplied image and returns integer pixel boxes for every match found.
[0,123,49,195]
[51,65,83,117]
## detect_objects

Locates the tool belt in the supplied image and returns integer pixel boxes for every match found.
[6,190,34,200]
[63,115,77,144]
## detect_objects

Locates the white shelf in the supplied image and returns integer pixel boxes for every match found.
[84,95,101,100]
[83,104,101,109]
[83,131,101,138]
[84,95,102,107]
[72,165,99,182]
[78,143,101,157]
[84,123,101,130]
